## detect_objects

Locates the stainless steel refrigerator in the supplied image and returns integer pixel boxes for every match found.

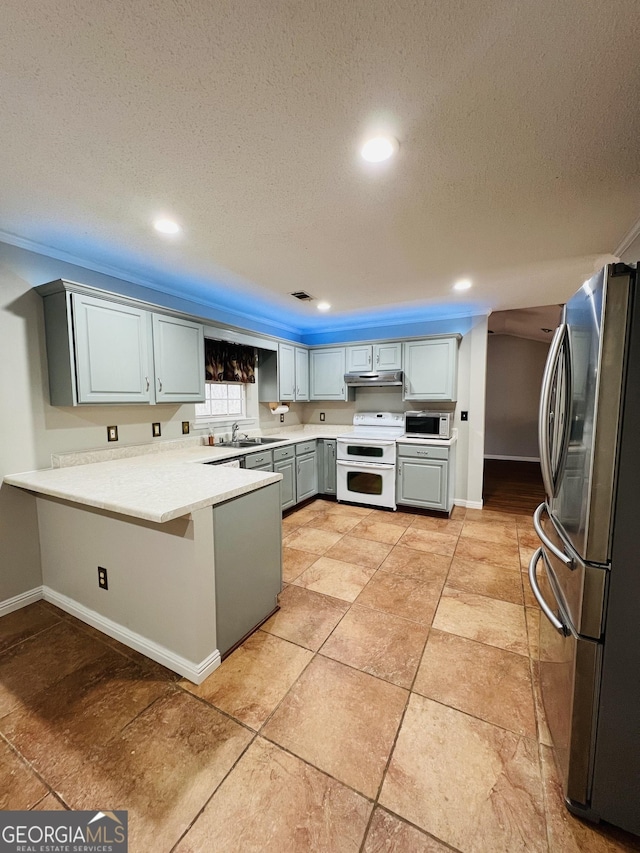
[531,262,640,835]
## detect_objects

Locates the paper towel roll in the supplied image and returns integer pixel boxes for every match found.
[269,404,290,415]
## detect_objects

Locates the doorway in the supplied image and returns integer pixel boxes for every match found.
[483,306,561,513]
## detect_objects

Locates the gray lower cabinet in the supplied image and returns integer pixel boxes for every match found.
[244,441,320,510]
[296,441,318,503]
[396,443,453,512]
[274,458,296,509]
[317,439,337,495]
[244,449,273,471]
[273,445,296,510]
[213,482,282,657]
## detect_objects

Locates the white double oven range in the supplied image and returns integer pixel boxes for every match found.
[336,412,405,510]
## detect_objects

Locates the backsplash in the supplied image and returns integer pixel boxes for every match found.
[52,436,204,468]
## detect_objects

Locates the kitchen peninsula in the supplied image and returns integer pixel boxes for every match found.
[4,444,285,683]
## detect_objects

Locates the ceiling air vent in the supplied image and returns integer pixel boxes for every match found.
[290,291,314,301]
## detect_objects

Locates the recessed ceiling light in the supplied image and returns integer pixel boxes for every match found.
[153,217,181,235]
[453,278,472,291]
[360,136,399,163]
[317,301,331,312]
[541,328,553,333]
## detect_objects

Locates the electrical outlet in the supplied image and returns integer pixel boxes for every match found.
[461,411,469,421]
[280,413,285,423]
[152,422,161,437]
[320,412,325,422]
[98,566,108,590]
[107,425,118,442]
[182,421,190,435]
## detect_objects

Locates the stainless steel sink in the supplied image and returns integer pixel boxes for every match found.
[218,436,287,448]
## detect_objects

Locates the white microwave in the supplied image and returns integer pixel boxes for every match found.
[404,411,452,440]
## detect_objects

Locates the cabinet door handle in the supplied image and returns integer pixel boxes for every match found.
[145,376,150,391]
[376,353,380,365]
[158,378,163,392]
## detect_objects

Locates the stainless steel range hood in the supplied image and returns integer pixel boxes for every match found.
[344,370,403,387]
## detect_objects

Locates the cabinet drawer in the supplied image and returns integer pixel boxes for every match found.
[273,445,295,462]
[295,440,316,456]
[397,443,449,461]
[245,450,273,469]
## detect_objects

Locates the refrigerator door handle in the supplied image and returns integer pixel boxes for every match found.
[539,322,571,498]
[529,547,569,635]
[533,502,573,568]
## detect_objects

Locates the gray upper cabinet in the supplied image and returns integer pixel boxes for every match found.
[39,281,205,406]
[70,293,154,405]
[278,343,295,401]
[374,342,402,371]
[259,343,308,403]
[346,344,373,372]
[403,336,459,401]
[309,347,348,400]
[152,314,205,403]
[346,342,402,373]
[294,347,309,401]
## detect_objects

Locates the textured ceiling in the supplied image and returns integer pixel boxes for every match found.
[488,305,563,342]
[1,0,639,331]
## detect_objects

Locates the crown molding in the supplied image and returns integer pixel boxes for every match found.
[0,230,301,338]
[614,215,640,258]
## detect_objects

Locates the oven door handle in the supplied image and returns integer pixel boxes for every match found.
[336,460,393,471]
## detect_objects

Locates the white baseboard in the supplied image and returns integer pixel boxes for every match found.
[0,586,44,618]
[484,454,540,463]
[42,587,221,684]
[453,499,484,510]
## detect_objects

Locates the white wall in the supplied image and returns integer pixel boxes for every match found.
[484,334,549,460]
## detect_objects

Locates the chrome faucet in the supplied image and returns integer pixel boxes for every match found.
[231,422,240,441]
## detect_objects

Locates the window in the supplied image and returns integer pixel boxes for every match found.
[195,382,246,422]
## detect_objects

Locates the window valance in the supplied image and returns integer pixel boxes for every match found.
[205,339,257,383]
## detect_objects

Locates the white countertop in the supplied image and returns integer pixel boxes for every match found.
[3,426,456,523]
[3,449,282,524]
[2,429,349,524]
[396,430,458,447]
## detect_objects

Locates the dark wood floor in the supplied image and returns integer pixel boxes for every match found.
[482,459,545,516]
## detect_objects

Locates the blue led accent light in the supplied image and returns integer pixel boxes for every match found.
[0,232,485,342]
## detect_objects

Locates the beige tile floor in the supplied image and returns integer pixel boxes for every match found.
[1,498,640,852]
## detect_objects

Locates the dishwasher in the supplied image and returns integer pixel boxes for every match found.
[205,457,245,468]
